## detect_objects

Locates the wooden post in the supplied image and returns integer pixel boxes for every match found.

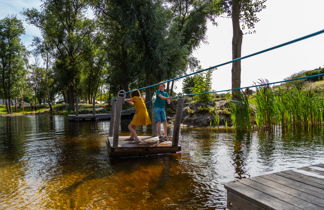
[109,99,116,137]
[151,105,157,136]
[113,90,126,148]
[172,97,184,147]
[76,97,79,117]
[92,96,96,118]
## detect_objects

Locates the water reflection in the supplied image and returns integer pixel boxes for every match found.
[0,116,323,209]
[232,131,251,179]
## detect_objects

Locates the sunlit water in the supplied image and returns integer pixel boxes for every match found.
[0,115,323,209]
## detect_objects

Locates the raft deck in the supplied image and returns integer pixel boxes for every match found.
[225,164,324,210]
[107,136,181,156]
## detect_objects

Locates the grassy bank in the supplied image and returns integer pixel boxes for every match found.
[0,104,109,116]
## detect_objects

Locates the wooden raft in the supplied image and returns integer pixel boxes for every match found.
[107,91,184,157]
[225,164,324,210]
[107,136,181,156]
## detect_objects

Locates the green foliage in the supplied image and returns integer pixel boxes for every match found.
[273,87,323,127]
[24,0,97,110]
[191,71,213,102]
[230,92,251,130]
[221,0,267,30]
[254,80,275,128]
[253,82,323,128]
[0,17,27,113]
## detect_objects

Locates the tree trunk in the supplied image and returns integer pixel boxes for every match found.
[231,0,243,99]
[48,101,53,113]
[14,99,17,112]
[92,96,96,116]
[170,80,175,96]
[8,95,12,114]
[166,82,170,94]
[145,89,152,109]
[67,86,75,111]
[5,99,9,114]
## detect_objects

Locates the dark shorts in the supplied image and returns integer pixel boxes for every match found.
[153,107,166,122]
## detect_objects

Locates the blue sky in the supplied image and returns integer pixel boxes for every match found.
[1,0,324,91]
[0,0,42,48]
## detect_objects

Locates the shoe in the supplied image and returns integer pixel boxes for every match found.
[125,137,135,141]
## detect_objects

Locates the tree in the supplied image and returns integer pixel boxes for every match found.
[0,17,27,113]
[93,0,221,100]
[32,37,58,113]
[24,0,95,110]
[221,0,266,98]
[81,31,109,104]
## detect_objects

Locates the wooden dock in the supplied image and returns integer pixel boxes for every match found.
[107,136,181,156]
[67,110,134,121]
[225,164,324,210]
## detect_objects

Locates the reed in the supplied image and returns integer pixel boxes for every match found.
[254,80,276,128]
[230,92,251,130]
[274,87,323,128]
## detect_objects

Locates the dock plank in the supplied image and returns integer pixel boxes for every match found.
[225,181,301,210]
[278,171,324,190]
[252,176,324,208]
[239,178,322,209]
[314,164,324,169]
[263,174,324,199]
[225,164,324,210]
[300,167,324,176]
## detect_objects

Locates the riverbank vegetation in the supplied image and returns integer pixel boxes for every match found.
[182,67,324,129]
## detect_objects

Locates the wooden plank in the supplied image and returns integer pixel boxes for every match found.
[300,167,324,176]
[172,98,184,147]
[109,100,116,137]
[252,176,324,208]
[108,136,174,148]
[263,174,324,199]
[151,106,157,137]
[227,190,263,210]
[314,164,324,169]
[225,181,300,210]
[278,171,324,190]
[239,179,322,209]
[108,146,180,157]
[113,97,123,148]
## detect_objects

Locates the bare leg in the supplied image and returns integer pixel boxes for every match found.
[156,122,161,136]
[128,124,138,139]
[162,121,168,136]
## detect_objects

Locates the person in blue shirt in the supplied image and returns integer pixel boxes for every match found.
[153,83,171,141]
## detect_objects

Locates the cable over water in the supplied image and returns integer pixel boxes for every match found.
[174,73,324,98]
[126,29,324,94]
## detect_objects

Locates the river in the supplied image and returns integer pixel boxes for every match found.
[0,115,323,209]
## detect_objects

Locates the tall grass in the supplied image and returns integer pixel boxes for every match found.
[230,92,251,130]
[253,82,323,129]
[254,80,276,128]
[274,87,323,127]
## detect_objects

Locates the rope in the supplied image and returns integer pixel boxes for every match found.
[126,29,324,94]
[172,73,324,98]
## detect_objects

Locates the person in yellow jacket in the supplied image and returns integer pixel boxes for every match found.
[125,90,151,143]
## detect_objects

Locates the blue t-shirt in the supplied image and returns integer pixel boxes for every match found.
[153,90,169,108]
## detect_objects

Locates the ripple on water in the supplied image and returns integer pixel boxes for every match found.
[0,116,323,209]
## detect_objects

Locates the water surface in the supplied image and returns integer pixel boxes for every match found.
[0,115,323,209]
